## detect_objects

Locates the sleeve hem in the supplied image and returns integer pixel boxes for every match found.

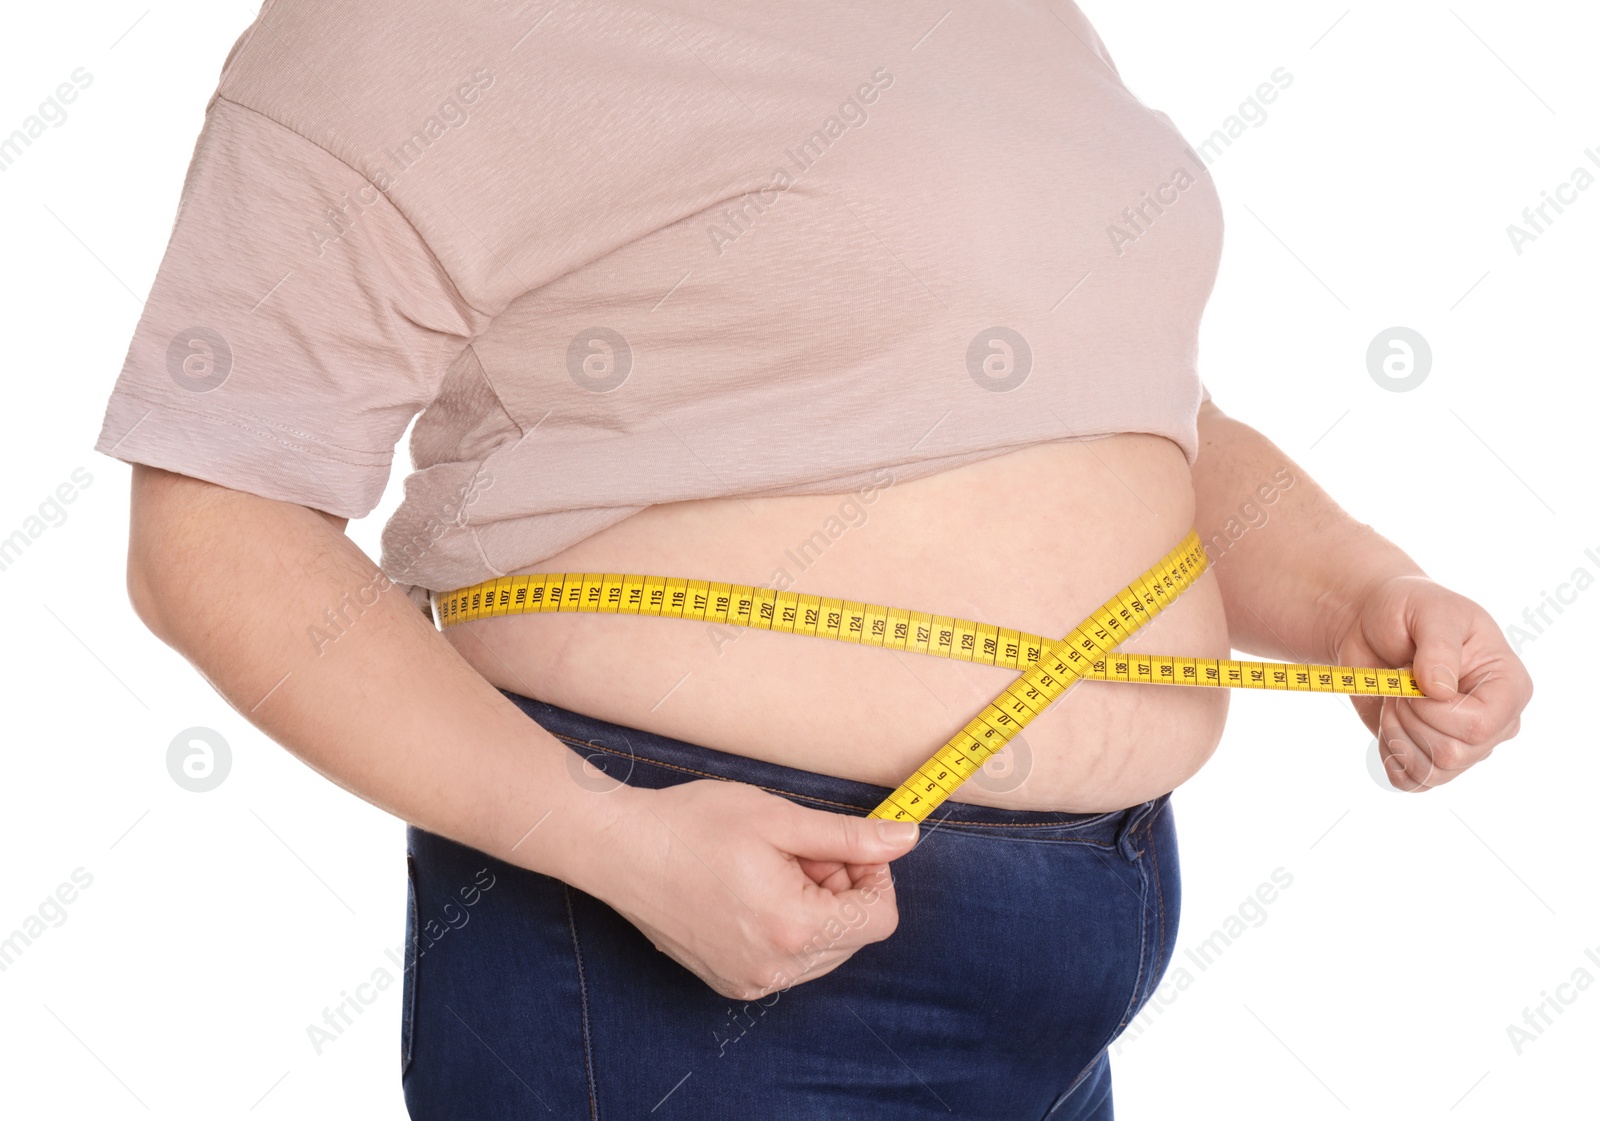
[92,392,391,519]
[99,384,394,468]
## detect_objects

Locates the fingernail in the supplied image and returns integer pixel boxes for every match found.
[1431,670,1458,695]
[876,820,919,843]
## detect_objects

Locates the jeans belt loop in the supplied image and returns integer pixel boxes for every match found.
[1115,794,1163,861]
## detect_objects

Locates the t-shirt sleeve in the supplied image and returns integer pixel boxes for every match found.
[92,96,486,519]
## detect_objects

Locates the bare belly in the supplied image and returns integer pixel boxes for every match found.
[443,434,1230,812]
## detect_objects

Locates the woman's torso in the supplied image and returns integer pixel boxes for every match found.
[443,433,1229,812]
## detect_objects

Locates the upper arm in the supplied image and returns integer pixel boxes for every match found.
[126,463,347,625]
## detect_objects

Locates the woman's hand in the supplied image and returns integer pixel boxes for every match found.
[1333,575,1533,790]
[584,779,919,999]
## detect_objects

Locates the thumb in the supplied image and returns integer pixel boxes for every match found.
[1410,598,1470,699]
[775,804,920,863]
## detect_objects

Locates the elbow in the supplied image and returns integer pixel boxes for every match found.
[126,548,166,637]
[124,463,199,640]
[124,516,180,643]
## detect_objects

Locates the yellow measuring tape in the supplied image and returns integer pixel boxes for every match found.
[434,528,1421,823]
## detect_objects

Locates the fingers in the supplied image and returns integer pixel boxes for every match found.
[795,856,851,890]
[773,802,920,864]
[1402,657,1533,752]
[625,868,888,1001]
[1350,694,1383,739]
[1380,706,1441,790]
[614,782,919,1002]
[1381,624,1532,792]
[1407,600,1474,699]
[1364,599,1533,791]
[1376,732,1425,792]
[1344,581,1533,787]
[790,860,902,957]
[1371,698,1442,791]
[1381,696,1484,790]
[720,862,901,999]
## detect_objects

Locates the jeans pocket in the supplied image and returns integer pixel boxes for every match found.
[401,849,420,1079]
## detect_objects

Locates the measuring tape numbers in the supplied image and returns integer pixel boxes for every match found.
[434,527,1421,823]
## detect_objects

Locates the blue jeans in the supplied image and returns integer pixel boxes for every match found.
[401,689,1181,1120]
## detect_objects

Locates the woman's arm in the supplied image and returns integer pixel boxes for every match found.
[126,464,916,999]
[1189,400,1533,789]
[1189,399,1419,665]
[126,464,635,885]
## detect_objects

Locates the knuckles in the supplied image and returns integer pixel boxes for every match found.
[772,923,814,960]
[1428,740,1468,771]
[1457,709,1492,745]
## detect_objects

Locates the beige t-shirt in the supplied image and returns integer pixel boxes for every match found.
[92,0,1222,615]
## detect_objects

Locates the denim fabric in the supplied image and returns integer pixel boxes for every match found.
[401,689,1181,1120]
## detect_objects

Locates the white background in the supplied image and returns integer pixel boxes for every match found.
[0,2,1593,1118]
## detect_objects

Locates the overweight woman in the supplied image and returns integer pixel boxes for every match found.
[95,1,1531,1117]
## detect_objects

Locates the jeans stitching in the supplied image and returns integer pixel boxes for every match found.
[1042,1053,1107,1120]
[1111,855,1153,1034]
[1148,815,1167,1008]
[1053,853,1151,1106]
[401,851,418,1079]
[921,830,1117,849]
[544,731,1121,833]
[563,883,601,1121]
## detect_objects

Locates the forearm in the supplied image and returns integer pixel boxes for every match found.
[1190,401,1426,665]
[127,467,636,897]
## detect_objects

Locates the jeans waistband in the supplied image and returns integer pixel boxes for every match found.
[498,688,1168,842]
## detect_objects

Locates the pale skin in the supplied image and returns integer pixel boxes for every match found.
[1191,400,1533,793]
[124,399,1532,1002]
